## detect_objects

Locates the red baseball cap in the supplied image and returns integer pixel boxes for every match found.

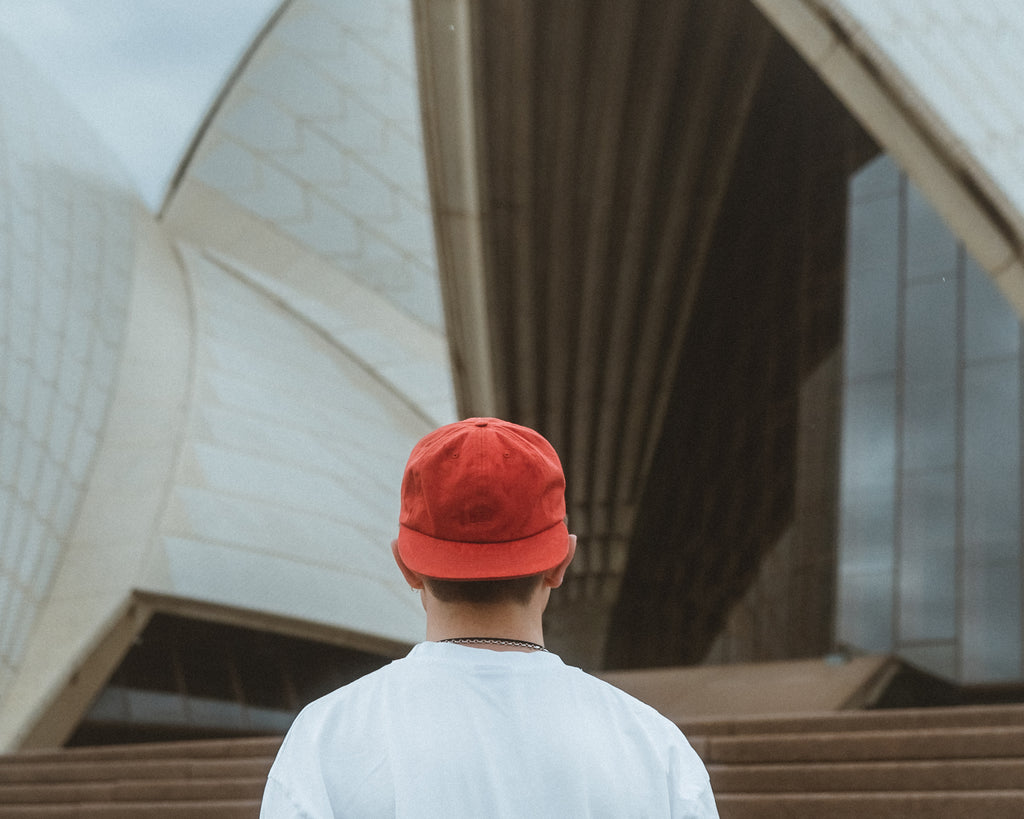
[397,417,569,579]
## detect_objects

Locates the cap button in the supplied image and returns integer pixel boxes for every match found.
[474,420,488,427]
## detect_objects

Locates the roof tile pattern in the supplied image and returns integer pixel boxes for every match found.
[833,0,1024,238]
[0,46,138,703]
[183,0,442,329]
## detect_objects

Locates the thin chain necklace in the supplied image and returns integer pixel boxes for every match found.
[440,637,548,652]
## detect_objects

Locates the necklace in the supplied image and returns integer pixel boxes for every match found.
[440,637,548,652]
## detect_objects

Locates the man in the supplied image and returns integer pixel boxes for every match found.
[261,417,718,817]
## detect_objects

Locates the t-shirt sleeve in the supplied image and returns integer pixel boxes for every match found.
[676,779,720,818]
[260,773,315,819]
[260,712,336,819]
[668,731,720,818]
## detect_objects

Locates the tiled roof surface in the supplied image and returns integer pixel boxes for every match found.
[834,0,1024,237]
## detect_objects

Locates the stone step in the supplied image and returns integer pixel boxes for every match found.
[0,737,281,765]
[703,724,1024,764]
[679,702,1024,737]
[716,789,1024,819]
[0,777,265,805]
[0,800,260,819]
[0,757,271,786]
[709,757,1024,793]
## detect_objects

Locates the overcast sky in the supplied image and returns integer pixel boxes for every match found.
[0,0,281,208]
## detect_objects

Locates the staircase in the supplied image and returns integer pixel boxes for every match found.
[1,704,1023,816]
[0,736,278,818]
[683,702,1024,817]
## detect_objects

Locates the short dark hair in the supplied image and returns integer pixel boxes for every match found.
[423,574,544,606]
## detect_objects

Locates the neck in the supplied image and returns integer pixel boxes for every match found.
[423,594,547,651]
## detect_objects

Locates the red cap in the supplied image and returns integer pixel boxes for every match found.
[397,418,569,579]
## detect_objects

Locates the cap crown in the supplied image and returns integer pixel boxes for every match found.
[397,418,568,579]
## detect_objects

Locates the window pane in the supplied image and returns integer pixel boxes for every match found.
[905,277,956,381]
[837,570,893,653]
[845,197,899,379]
[839,372,896,653]
[966,257,1020,362]
[840,485,895,573]
[840,378,896,491]
[962,550,1021,682]
[898,469,956,641]
[964,361,1021,544]
[903,278,957,470]
[903,380,956,471]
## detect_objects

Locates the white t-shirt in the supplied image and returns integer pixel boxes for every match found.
[261,641,717,818]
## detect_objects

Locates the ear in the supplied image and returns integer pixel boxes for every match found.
[392,539,425,589]
[542,534,576,589]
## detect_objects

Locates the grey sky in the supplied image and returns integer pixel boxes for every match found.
[0,0,281,208]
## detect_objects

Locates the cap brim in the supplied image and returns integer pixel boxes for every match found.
[397,520,570,580]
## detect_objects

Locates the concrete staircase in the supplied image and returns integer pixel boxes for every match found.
[0,736,278,818]
[1,704,1023,816]
[684,703,1024,817]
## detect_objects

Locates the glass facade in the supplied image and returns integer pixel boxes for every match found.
[838,155,1024,684]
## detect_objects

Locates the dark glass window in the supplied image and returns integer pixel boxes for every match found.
[906,184,958,280]
[839,154,1024,684]
[964,361,1020,544]
[898,469,956,641]
[70,613,394,746]
[965,257,1020,362]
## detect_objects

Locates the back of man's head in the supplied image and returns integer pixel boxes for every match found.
[396,417,569,583]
